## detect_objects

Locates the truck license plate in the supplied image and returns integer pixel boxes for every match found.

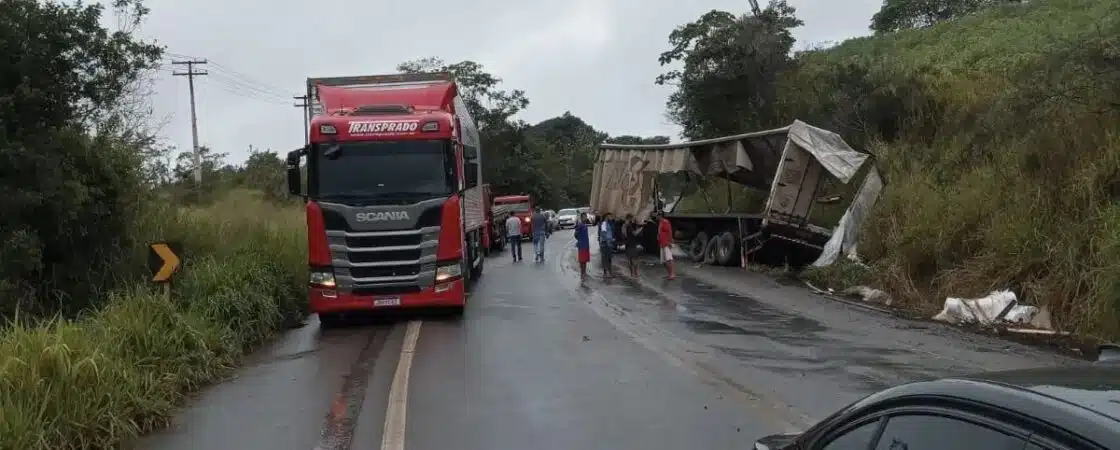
[373,296,400,307]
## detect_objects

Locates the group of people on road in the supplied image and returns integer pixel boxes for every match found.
[503,208,552,263]
[503,207,677,282]
[572,211,676,282]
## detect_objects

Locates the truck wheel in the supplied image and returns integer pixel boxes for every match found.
[318,313,344,329]
[689,232,709,262]
[715,232,739,266]
[703,235,719,265]
[470,248,484,279]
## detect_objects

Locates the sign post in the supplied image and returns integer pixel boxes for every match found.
[148,241,183,300]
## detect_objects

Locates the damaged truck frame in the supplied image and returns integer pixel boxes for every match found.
[589,120,884,269]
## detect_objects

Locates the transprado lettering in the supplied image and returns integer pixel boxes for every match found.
[348,120,419,134]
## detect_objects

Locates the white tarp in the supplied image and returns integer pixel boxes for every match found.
[811,166,884,267]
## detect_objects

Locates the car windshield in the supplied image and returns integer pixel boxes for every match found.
[558,209,577,216]
[311,140,454,199]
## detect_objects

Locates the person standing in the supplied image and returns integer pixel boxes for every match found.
[574,212,591,281]
[622,214,642,277]
[598,212,615,278]
[657,212,676,280]
[505,213,523,262]
[531,208,548,262]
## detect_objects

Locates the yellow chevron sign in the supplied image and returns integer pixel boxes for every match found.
[148,242,182,283]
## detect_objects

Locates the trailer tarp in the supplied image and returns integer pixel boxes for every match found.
[589,120,871,222]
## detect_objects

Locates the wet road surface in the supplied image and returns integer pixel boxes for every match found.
[135,230,1074,450]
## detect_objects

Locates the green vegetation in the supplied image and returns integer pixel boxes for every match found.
[662,0,1120,339]
[0,1,306,447]
[1,192,305,449]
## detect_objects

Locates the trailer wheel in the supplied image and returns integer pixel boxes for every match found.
[703,235,719,265]
[714,232,739,266]
[689,232,709,262]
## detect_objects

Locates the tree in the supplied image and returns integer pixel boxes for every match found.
[605,135,672,145]
[870,0,1024,34]
[0,0,163,317]
[656,2,803,140]
[397,58,529,128]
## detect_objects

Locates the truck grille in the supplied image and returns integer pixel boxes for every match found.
[325,226,440,292]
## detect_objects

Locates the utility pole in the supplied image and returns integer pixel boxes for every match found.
[172,59,208,187]
[294,95,310,145]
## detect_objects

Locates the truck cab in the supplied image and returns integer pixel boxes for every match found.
[493,194,534,240]
[286,72,486,325]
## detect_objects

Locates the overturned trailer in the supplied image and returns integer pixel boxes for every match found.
[589,120,884,268]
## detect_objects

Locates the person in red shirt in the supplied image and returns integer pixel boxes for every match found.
[656,212,676,280]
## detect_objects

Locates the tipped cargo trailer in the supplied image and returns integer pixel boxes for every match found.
[285,72,488,326]
[589,120,883,269]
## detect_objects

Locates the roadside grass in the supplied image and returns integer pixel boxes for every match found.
[0,189,306,450]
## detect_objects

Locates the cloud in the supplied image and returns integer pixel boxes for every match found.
[121,0,883,163]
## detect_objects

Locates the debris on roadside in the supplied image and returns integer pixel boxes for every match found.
[803,280,892,307]
[839,285,892,306]
[931,290,1052,331]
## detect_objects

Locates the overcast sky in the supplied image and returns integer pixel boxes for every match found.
[132,0,882,164]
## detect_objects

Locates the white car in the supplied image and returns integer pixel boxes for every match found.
[578,207,596,224]
[555,208,579,229]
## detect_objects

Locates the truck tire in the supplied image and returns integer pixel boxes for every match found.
[703,235,719,265]
[715,231,739,266]
[689,232,709,262]
[318,313,344,329]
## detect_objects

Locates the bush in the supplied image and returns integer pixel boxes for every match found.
[0,190,306,450]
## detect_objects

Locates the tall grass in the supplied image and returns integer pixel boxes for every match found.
[0,189,306,449]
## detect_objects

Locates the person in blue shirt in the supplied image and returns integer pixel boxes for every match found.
[530,208,549,262]
[574,212,591,281]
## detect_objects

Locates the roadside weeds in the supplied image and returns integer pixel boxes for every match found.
[0,192,307,450]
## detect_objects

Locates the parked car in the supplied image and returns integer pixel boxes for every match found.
[578,207,595,224]
[754,343,1120,450]
[555,208,580,229]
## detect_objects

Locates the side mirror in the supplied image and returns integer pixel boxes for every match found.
[286,148,304,196]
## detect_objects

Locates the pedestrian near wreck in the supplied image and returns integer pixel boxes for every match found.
[531,207,548,262]
[598,212,614,278]
[505,214,523,262]
[657,212,675,280]
[574,212,591,281]
[622,214,642,277]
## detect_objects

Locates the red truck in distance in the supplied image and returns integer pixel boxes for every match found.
[285,72,487,326]
[492,194,533,240]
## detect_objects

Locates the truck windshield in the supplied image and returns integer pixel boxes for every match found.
[500,202,531,213]
[311,140,454,199]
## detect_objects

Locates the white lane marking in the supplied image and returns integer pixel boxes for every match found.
[380,320,422,450]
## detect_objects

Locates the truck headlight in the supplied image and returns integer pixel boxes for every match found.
[310,270,336,288]
[435,261,462,282]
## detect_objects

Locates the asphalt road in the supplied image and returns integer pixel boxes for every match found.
[134,230,1073,450]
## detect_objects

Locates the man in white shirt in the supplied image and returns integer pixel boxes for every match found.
[504,214,524,262]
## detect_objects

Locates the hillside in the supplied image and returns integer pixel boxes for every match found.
[797,0,1120,339]
[663,0,1120,339]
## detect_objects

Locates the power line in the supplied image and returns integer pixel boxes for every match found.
[171,59,207,187]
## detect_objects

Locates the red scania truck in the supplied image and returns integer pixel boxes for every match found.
[492,194,533,240]
[285,72,486,325]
